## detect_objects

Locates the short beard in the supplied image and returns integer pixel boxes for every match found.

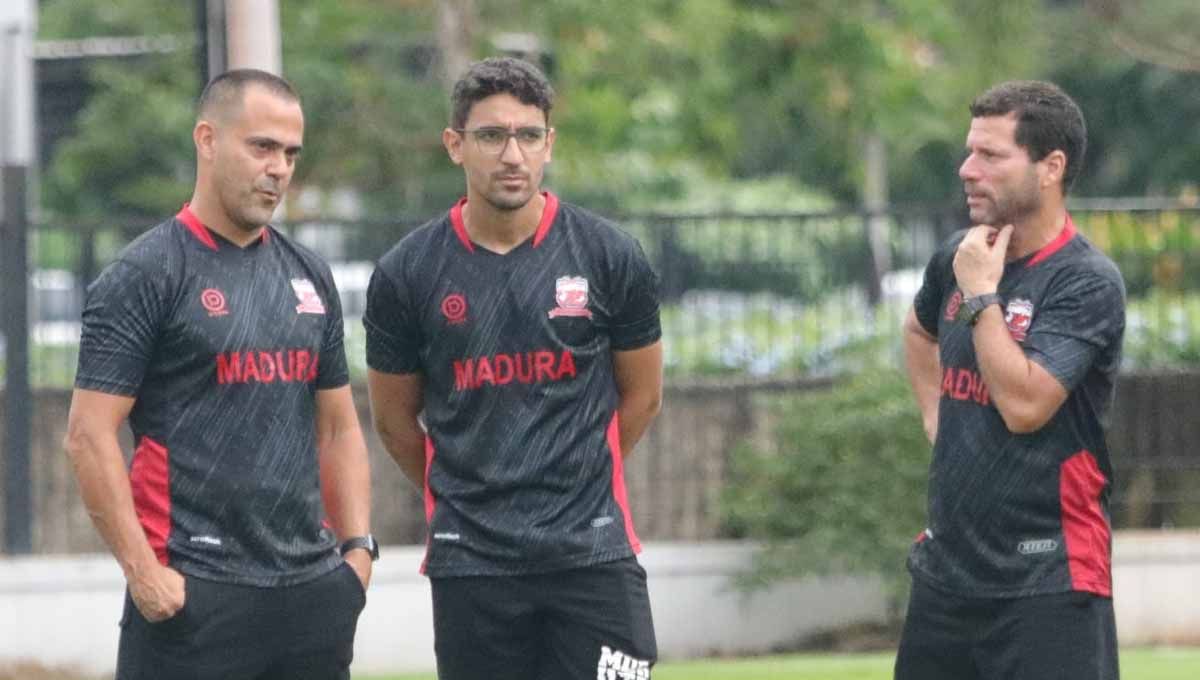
[484,189,534,212]
[983,169,1041,226]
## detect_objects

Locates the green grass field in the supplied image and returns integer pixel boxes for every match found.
[358,647,1200,680]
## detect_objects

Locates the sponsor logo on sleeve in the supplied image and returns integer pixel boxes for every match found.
[549,276,593,319]
[291,278,326,315]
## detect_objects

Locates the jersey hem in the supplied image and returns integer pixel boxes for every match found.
[421,546,637,578]
[73,376,140,397]
[908,563,1109,599]
[173,553,342,588]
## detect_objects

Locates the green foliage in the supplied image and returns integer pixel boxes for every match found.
[721,343,929,610]
[41,57,197,219]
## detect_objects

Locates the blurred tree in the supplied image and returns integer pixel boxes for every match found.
[35,0,1200,224]
[37,0,197,220]
[1047,3,1200,197]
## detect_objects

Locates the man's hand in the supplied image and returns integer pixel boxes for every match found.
[344,549,373,592]
[128,563,186,622]
[953,224,1013,297]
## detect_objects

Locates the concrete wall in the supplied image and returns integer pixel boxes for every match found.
[2,533,1198,676]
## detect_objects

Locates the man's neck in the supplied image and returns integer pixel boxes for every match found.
[186,191,264,249]
[1007,199,1067,262]
[462,191,546,255]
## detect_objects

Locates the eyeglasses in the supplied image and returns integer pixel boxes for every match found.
[454,127,552,156]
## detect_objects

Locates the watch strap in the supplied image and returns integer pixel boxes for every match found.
[339,535,379,561]
[962,293,1003,326]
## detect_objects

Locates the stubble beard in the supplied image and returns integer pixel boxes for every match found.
[970,170,1041,227]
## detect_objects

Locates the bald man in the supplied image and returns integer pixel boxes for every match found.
[65,69,375,680]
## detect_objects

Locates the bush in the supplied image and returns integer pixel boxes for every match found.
[721,353,930,615]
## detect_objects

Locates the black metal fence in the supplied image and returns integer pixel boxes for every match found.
[11,199,1200,387]
[4,199,1200,544]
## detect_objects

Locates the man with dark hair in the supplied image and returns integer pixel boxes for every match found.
[897,80,1125,680]
[365,56,662,680]
[65,68,375,680]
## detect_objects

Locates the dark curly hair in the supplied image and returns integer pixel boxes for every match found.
[450,57,554,129]
[970,80,1087,193]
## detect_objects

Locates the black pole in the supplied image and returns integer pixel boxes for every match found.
[196,0,227,90]
[2,163,32,555]
[195,0,210,87]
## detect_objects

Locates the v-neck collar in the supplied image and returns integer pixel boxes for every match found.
[449,191,560,255]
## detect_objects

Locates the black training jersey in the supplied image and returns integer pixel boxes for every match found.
[75,207,349,587]
[365,192,661,577]
[908,215,1126,598]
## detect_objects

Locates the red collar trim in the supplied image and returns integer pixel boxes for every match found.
[448,191,560,253]
[176,203,270,250]
[532,191,559,248]
[176,204,218,251]
[1025,213,1077,268]
[448,198,475,253]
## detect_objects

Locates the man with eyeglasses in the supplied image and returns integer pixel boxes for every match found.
[364,57,663,679]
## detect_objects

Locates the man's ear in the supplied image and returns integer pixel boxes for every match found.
[1040,149,1067,189]
[194,120,217,161]
[443,128,464,166]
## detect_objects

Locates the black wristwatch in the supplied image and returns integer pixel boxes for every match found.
[339,535,380,561]
[959,293,1002,326]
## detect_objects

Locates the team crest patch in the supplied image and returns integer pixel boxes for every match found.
[291,279,326,315]
[1005,298,1034,342]
[944,290,963,321]
[548,276,593,319]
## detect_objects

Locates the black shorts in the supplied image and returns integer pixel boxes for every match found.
[115,562,366,680]
[430,557,657,680]
[895,578,1119,680]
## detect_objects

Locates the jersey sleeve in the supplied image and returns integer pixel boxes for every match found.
[75,259,165,396]
[912,240,956,337]
[1022,272,1125,392]
[609,239,662,351]
[315,268,350,390]
[364,265,424,374]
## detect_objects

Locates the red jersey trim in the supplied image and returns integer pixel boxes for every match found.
[1060,449,1112,596]
[606,412,642,554]
[176,204,218,251]
[531,191,560,248]
[448,198,475,253]
[129,436,171,566]
[447,191,561,253]
[1025,213,1077,268]
[419,435,437,575]
[177,204,270,250]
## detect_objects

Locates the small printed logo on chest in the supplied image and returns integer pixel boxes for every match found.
[441,293,468,325]
[291,278,326,315]
[549,276,593,320]
[1004,298,1034,342]
[201,288,229,317]
[944,290,963,321]
[1018,538,1058,555]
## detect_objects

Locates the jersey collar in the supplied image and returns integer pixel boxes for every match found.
[176,203,271,251]
[1024,212,1077,269]
[449,191,561,254]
